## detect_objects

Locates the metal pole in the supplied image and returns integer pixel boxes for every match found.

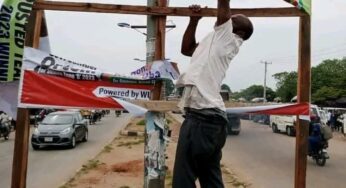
[261,61,271,102]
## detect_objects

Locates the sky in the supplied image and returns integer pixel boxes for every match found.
[1,0,346,92]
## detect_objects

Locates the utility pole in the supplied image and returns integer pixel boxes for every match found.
[261,61,272,103]
[145,0,167,188]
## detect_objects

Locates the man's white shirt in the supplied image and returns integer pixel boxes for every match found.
[177,19,243,111]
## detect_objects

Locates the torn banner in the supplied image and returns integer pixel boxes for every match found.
[18,47,156,110]
[131,60,180,80]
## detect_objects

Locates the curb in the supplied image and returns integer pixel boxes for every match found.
[120,130,145,137]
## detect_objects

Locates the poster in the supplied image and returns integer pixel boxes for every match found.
[131,60,180,80]
[144,112,170,186]
[18,47,156,110]
[0,0,36,82]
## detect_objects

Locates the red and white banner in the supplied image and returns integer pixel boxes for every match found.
[18,47,155,111]
[226,103,311,120]
[226,103,310,116]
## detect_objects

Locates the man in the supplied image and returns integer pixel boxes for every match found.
[173,1,253,187]
[308,122,322,155]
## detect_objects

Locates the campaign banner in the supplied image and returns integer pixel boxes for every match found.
[18,47,155,110]
[130,60,179,80]
[0,0,36,82]
[23,47,101,80]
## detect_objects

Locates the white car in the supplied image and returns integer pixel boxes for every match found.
[270,104,320,137]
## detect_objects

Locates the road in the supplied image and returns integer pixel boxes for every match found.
[171,114,346,188]
[222,120,346,188]
[0,113,131,188]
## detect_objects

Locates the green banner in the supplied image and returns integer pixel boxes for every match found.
[287,0,311,15]
[0,0,35,82]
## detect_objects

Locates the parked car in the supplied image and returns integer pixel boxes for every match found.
[31,111,88,150]
[270,104,320,137]
[227,113,241,135]
[252,114,270,125]
[238,113,250,120]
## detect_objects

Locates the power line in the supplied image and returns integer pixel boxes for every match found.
[267,42,346,62]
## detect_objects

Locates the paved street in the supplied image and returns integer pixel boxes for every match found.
[222,120,346,188]
[0,113,131,188]
[171,114,346,188]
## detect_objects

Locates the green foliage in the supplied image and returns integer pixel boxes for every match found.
[273,71,297,102]
[221,84,232,93]
[273,58,346,105]
[136,119,146,126]
[234,85,276,101]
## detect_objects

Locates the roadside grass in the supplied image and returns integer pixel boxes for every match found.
[136,119,146,126]
[221,164,251,188]
[60,160,102,188]
[81,159,102,173]
[165,169,173,187]
[102,144,113,153]
[117,138,144,148]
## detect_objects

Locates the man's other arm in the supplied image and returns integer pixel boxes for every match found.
[216,0,232,26]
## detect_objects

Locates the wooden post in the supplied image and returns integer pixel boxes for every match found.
[11,108,30,188]
[11,7,43,188]
[294,15,311,188]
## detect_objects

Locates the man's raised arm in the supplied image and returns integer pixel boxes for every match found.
[181,5,202,57]
[216,0,232,26]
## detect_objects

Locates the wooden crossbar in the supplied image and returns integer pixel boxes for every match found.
[132,100,269,112]
[33,1,307,17]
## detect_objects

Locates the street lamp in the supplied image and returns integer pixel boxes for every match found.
[117,20,176,36]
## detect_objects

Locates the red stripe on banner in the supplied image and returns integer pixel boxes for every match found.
[251,103,310,115]
[21,71,154,109]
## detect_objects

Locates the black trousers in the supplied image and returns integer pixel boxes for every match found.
[172,109,228,188]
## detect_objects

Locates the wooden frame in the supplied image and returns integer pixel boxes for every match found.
[12,1,311,188]
[33,1,307,17]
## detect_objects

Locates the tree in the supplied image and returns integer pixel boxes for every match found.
[273,71,297,102]
[235,85,276,101]
[221,84,232,93]
[312,86,344,104]
[273,58,346,105]
[311,58,346,93]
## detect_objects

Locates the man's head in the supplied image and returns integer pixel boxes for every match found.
[231,14,253,41]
